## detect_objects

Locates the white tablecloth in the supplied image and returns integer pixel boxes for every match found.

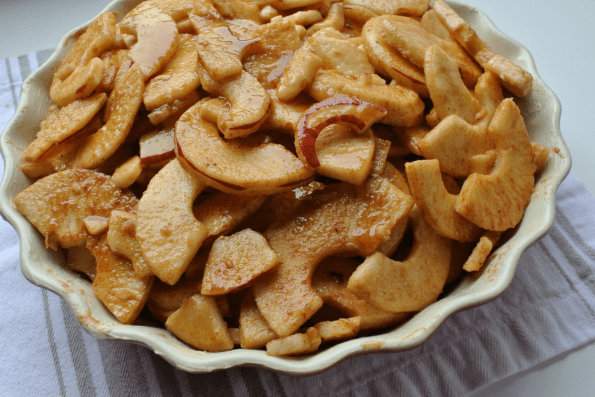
[2,50,595,397]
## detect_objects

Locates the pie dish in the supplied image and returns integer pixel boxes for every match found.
[0,0,571,374]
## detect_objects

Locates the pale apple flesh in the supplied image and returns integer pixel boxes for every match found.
[175,101,315,195]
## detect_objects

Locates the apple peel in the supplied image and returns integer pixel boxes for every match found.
[296,96,386,168]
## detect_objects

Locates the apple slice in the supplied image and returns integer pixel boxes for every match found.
[296,95,386,168]
[343,0,429,17]
[195,24,260,82]
[136,158,209,285]
[175,102,315,195]
[307,69,425,127]
[201,229,279,295]
[87,235,154,325]
[165,294,234,352]
[139,123,176,167]
[361,16,428,97]
[197,66,271,139]
[13,169,138,250]
[119,2,179,80]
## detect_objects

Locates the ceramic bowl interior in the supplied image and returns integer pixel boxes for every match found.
[0,0,571,374]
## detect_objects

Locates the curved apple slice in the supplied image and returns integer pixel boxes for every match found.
[143,34,201,111]
[406,159,482,242]
[455,99,536,231]
[433,0,532,97]
[307,2,345,35]
[276,48,323,101]
[87,235,154,325]
[195,24,259,82]
[13,169,138,250]
[253,176,413,337]
[55,13,117,80]
[347,207,452,313]
[307,69,425,127]
[70,64,144,169]
[343,0,429,16]
[50,58,105,108]
[424,45,482,125]
[119,2,179,80]
[22,93,107,162]
[136,158,209,285]
[312,257,408,331]
[361,15,428,97]
[418,115,496,178]
[198,67,271,139]
[296,96,386,168]
[297,124,377,185]
[379,15,482,87]
[175,102,314,195]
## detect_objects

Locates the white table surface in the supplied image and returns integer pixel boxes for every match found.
[1,0,594,396]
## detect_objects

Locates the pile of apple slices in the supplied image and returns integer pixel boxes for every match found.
[15,0,550,356]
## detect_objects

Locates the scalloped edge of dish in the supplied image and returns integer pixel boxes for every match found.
[0,0,571,375]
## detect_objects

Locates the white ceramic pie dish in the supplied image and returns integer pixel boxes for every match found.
[0,0,571,375]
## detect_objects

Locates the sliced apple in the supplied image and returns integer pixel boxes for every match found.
[379,15,482,87]
[361,16,428,97]
[197,66,271,139]
[195,24,260,82]
[82,216,109,235]
[297,123,377,185]
[307,2,345,35]
[147,90,200,126]
[347,207,452,313]
[296,95,386,168]
[312,256,408,331]
[432,0,533,97]
[418,115,496,178]
[139,124,176,167]
[262,90,313,133]
[192,191,266,242]
[165,294,234,352]
[55,12,117,80]
[111,156,143,189]
[146,275,202,323]
[87,235,154,325]
[313,317,361,343]
[119,2,179,80]
[424,45,482,125]
[308,69,425,127]
[266,327,321,356]
[406,159,482,242]
[22,93,107,162]
[276,48,323,101]
[107,210,152,278]
[143,34,201,110]
[70,64,145,170]
[175,102,315,195]
[201,229,280,295]
[239,290,278,349]
[252,177,413,337]
[136,158,209,285]
[343,0,429,17]
[13,169,138,250]
[309,34,375,77]
[455,99,536,231]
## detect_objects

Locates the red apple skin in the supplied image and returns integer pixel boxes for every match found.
[297,96,387,168]
[392,67,425,86]
[140,129,175,166]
